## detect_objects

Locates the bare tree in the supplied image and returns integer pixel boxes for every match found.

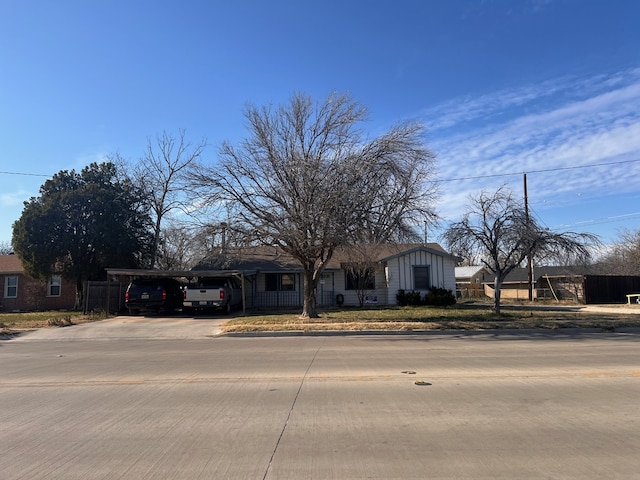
[154,223,203,270]
[598,228,640,275]
[192,92,437,317]
[443,186,598,314]
[341,243,385,308]
[0,241,13,255]
[129,130,207,268]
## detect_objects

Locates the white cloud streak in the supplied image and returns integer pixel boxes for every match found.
[424,69,640,227]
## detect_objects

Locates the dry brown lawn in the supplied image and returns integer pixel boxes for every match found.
[221,301,640,333]
[3,302,640,337]
[0,310,108,337]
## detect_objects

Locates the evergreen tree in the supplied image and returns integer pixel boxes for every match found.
[12,162,153,308]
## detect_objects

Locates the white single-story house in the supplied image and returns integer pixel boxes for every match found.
[189,243,458,308]
[106,243,460,310]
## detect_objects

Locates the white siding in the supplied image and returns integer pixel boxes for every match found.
[335,268,390,306]
[384,249,457,304]
[385,262,401,304]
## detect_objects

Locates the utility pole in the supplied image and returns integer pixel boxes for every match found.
[524,173,533,301]
[423,220,428,245]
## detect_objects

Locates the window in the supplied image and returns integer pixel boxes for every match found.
[5,276,18,298]
[413,266,431,290]
[49,275,61,297]
[265,273,296,291]
[345,270,375,290]
[280,274,295,291]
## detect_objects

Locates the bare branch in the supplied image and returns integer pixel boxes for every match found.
[191,92,438,317]
[130,130,207,268]
[444,186,600,314]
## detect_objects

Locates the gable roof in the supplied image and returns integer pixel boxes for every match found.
[455,266,488,279]
[0,254,24,274]
[376,243,460,262]
[194,243,457,273]
[194,246,303,273]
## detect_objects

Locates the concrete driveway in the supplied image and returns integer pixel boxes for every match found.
[13,314,228,341]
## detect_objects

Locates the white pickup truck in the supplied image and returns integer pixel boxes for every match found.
[182,277,243,314]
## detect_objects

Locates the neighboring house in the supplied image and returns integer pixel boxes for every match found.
[0,254,76,312]
[455,266,491,298]
[482,266,586,301]
[192,243,459,308]
[480,265,640,304]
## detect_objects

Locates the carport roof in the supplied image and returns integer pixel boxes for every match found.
[105,268,252,278]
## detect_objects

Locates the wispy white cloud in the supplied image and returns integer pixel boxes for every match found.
[425,68,640,133]
[424,69,640,229]
[424,77,570,131]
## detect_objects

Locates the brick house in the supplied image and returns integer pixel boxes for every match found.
[0,254,76,312]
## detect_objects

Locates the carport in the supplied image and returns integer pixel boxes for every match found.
[106,268,251,315]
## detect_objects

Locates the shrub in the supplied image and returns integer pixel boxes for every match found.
[424,288,456,307]
[47,315,74,327]
[396,289,423,306]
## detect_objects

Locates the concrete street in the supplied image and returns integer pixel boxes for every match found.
[1,317,639,479]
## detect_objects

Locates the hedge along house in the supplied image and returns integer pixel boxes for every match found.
[194,243,459,309]
[0,254,76,312]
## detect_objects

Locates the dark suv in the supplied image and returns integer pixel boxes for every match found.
[125,278,183,315]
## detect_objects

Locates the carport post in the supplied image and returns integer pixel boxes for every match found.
[241,271,245,315]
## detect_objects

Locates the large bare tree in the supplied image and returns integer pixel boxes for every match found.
[193,92,437,317]
[443,186,598,314]
[129,130,206,268]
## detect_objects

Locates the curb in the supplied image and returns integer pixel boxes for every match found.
[221,326,640,338]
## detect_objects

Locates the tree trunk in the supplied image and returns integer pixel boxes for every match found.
[75,278,84,311]
[301,269,319,318]
[150,217,162,269]
[494,274,502,315]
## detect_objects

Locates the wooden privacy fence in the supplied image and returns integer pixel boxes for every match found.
[83,281,127,314]
[583,275,640,304]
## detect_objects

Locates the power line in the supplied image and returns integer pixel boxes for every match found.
[3,158,640,182]
[0,171,50,177]
[439,158,640,183]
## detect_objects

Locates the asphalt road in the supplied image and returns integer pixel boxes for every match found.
[1,318,640,479]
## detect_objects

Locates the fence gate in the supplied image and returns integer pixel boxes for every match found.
[83,281,127,313]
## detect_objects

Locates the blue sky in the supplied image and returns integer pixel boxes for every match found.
[1,0,639,250]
